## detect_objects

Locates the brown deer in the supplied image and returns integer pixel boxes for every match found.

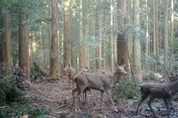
[72,64,127,112]
[63,63,77,88]
[136,79,178,118]
[64,64,95,104]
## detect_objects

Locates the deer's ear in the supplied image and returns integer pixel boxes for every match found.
[116,63,119,67]
[121,64,125,67]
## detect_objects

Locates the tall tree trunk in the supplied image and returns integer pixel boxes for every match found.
[79,0,85,68]
[63,1,71,66]
[0,8,5,63]
[133,0,141,80]
[153,0,156,71]
[5,4,12,70]
[95,6,101,70]
[117,0,128,71]
[164,0,168,77]
[127,0,133,73]
[170,0,174,39]
[29,31,33,68]
[50,0,59,76]
[155,0,159,72]
[145,0,149,71]
[40,26,44,69]
[170,0,174,70]
[19,15,30,81]
[110,0,114,72]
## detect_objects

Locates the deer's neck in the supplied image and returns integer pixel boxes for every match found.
[68,68,77,75]
[112,72,121,85]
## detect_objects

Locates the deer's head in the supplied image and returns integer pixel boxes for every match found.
[116,64,127,75]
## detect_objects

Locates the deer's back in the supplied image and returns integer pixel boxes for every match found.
[141,82,171,98]
[74,73,113,91]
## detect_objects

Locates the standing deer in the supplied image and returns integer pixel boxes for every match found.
[63,63,77,88]
[136,79,178,118]
[72,64,127,112]
[64,64,95,105]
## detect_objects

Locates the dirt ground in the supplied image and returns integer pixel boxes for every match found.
[25,77,178,118]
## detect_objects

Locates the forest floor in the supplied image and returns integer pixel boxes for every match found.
[25,77,178,118]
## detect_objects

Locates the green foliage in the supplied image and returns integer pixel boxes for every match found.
[113,79,140,103]
[0,76,49,117]
[28,107,50,118]
[0,78,23,105]
[168,37,178,71]
[30,62,48,82]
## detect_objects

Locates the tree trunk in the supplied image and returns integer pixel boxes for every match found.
[155,0,159,72]
[110,0,114,72]
[170,0,174,70]
[50,0,59,76]
[95,6,101,70]
[145,0,149,72]
[5,4,12,70]
[29,31,33,68]
[63,1,71,66]
[153,0,156,71]
[19,15,30,81]
[133,0,141,80]
[117,0,128,71]
[164,0,168,77]
[0,8,5,63]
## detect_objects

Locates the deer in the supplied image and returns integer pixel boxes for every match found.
[136,79,178,118]
[63,64,95,105]
[72,64,127,112]
[63,63,78,88]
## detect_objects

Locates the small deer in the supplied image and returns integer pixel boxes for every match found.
[136,79,178,118]
[72,64,127,112]
[63,63,78,88]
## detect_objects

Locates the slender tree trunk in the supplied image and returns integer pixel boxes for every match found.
[19,15,30,81]
[127,0,132,73]
[29,31,33,68]
[110,0,114,72]
[0,8,5,63]
[40,26,44,69]
[50,0,59,76]
[155,0,159,72]
[63,1,71,66]
[170,0,174,70]
[153,0,156,71]
[5,4,12,70]
[164,0,168,76]
[95,6,101,70]
[79,0,84,68]
[145,0,149,72]
[117,0,128,71]
[133,0,141,80]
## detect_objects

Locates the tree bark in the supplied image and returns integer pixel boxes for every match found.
[50,0,59,76]
[164,0,168,76]
[19,15,30,81]
[117,0,128,71]
[0,8,5,63]
[5,4,12,70]
[63,1,71,66]
[145,0,149,72]
[133,0,142,80]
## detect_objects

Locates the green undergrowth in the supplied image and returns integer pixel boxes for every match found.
[0,76,49,118]
[113,79,141,105]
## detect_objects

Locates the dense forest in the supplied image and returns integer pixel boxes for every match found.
[0,0,178,117]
